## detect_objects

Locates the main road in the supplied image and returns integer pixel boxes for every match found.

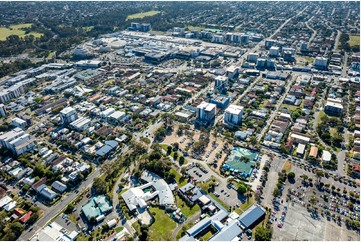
[18,168,101,240]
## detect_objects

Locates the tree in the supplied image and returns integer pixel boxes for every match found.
[173,152,178,160]
[300,174,308,182]
[309,194,318,208]
[172,143,179,151]
[237,184,247,194]
[255,227,272,241]
[250,136,258,146]
[65,204,75,214]
[92,177,108,195]
[140,224,149,240]
[273,188,280,197]
[149,151,162,161]
[179,156,185,165]
[8,222,24,237]
[287,172,295,179]
[167,146,172,154]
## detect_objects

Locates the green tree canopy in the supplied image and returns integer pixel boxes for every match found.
[255,227,272,241]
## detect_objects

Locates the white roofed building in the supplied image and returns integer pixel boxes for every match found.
[224,104,244,126]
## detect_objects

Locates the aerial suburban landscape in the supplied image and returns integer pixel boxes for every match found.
[0,1,360,241]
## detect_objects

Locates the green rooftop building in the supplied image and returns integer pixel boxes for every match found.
[81,195,113,222]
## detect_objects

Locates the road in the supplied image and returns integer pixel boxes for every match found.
[110,164,138,238]
[305,10,319,47]
[341,52,349,77]
[19,168,101,240]
[269,6,308,40]
[257,74,295,142]
[171,211,201,240]
[333,30,341,52]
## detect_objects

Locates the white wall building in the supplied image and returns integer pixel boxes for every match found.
[214,76,228,91]
[247,53,259,63]
[196,102,216,123]
[0,128,35,155]
[0,104,6,117]
[269,46,279,57]
[314,57,328,69]
[11,117,27,129]
[60,107,78,124]
[224,104,244,126]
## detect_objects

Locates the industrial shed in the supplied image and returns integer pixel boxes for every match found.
[238,204,266,229]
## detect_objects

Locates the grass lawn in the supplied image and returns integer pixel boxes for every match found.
[304,56,314,63]
[149,30,165,35]
[330,128,338,137]
[132,221,141,235]
[76,234,89,241]
[47,51,56,59]
[0,23,43,41]
[115,226,123,233]
[68,213,77,224]
[300,99,305,109]
[282,160,292,173]
[200,230,214,241]
[187,25,204,31]
[148,207,177,241]
[103,79,115,87]
[176,222,194,240]
[259,100,269,109]
[280,104,298,112]
[296,56,313,66]
[160,144,169,151]
[82,26,94,32]
[235,196,255,214]
[175,195,200,217]
[197,175,220,191]
[349,35,360,47]
[316,110,327,126]
[126,11,161,20]
[170,168,188,187]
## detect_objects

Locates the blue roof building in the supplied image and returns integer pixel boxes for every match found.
[238,204,266,229]
[210,95,230,109]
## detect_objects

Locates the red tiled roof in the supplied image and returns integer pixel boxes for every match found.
[247,94,258,98]
[14,208,25,216]
[19,211,32,223]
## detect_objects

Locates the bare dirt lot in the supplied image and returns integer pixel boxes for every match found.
[162,123,229,169]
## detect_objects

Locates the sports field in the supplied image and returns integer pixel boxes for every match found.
[0,23,43,41]
[126,11,160,21]
[349,35,360,47]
